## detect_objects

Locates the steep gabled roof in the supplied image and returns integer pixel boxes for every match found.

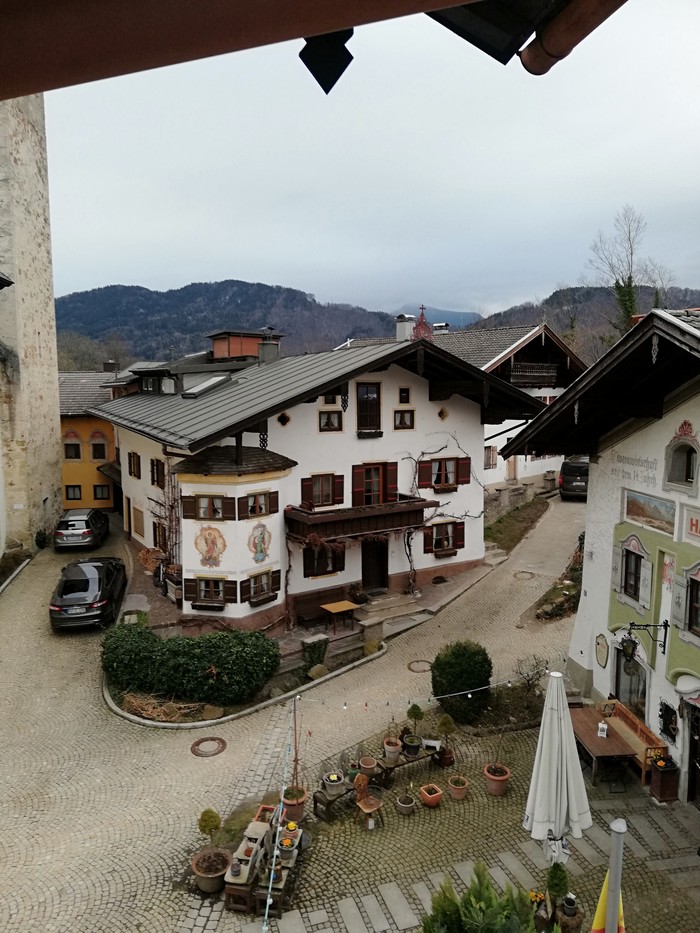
[58,372,112,415]
[501,311,700,459]
[89,339,543,453]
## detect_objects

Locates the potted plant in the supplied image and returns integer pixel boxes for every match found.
[322,770,345,799]
[384,720,402,763]
[483,726,511,796]
[436,713,457,768]
[403,703,424,756]
[419,782,444,808]
[396,782,417,816]
[348,582,369,604]
[191,809,232,894]
[447,775,469,800]
[546,862,569,914]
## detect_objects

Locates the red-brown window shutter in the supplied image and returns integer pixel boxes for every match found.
[183,578,197,601]
[269,491,279,514]
[271,570,281,592]
[333,475,344,504]
[417,461,432,488]
[386,461,398,501]
[181,497,196,520]
[351,465,364,507]
[454,522,465,549]
[222,498,236,520]
[423,526,434,553]
[457,457,471,484]
[240,579,251,602]
[301,478,313,505]
[237,495,249,520]
[223,581,238,603]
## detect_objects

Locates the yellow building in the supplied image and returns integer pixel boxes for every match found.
[58,372,116,511]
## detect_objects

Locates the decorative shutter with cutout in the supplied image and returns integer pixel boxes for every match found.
[333,475,344,504]
[183,579,197,602]
[222,498,236,520]
[671,573,688,628]
[240,579,251,603]
[181,497,196,520]
[454,522,465,549]
[223,581,238,603]
[417,461,432,488]
[237,495,250,520]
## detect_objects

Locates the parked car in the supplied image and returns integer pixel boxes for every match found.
[558,455,589,500]
[53,508,110,550]
[49,558,126,630]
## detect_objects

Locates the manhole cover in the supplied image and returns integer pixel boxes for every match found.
[191,736,227,758]
[514,571,535,580]
[408,660,432,673]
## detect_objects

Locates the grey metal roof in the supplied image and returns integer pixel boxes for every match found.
[89,339,543,452]
[172,445,297,476]
[58,372,112,415]
[663,308,700,331]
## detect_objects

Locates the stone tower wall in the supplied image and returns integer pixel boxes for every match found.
[0,95,62,550]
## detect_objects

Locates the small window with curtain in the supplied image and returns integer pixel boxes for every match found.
[197,496,223,520]
[66,485,81,500]
[393,410,414,430]
[247,492,270,516]
[94,484,110,501]
[319,411,342,432]
[64,442,81,460]
[91,441,107,460]
[198,578,224,603]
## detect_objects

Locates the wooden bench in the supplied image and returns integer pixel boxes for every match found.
[292,585,347,627]
[598,700,666,784]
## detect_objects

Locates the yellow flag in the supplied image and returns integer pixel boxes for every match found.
[590,870,625,933]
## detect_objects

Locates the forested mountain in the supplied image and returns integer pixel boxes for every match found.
[55,279,700,370]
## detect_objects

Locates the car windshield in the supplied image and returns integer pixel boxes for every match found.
[57,520,88,531]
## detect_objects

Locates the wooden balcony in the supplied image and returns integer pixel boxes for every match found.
[284,495,438,540]
[510,362,559,387]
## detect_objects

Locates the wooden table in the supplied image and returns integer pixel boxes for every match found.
[320,600,360,634]
[375,747,439,787]
[570,706,636,786]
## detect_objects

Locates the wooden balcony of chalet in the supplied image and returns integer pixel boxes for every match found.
[509,362,559,387]
[284,494,438,540]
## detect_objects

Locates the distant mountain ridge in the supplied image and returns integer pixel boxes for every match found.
[55,279,700,366]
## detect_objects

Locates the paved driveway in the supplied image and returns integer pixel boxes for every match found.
[7,500,670,933]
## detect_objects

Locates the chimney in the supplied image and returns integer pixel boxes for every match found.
[395,314,416,341]
[432,322,450,333]
[258,334,281,363]
[103,359,115,372]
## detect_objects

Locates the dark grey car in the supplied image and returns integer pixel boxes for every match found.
[558,455,589,500]
[49,558,126,630]
[53,508,110,550]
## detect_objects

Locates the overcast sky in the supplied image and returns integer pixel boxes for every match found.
[44,0,699,317]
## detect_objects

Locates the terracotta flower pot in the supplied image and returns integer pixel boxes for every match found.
[483,764,511,796]
[360,756,377,776]
[419,783,443,807]
[282,786,308,822]
[447,775,469,800]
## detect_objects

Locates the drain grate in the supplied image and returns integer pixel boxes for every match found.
[191,736,227,758]
[514,571,535,580]
[408,660,432,673]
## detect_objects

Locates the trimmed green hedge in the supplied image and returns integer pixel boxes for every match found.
[431,640,493,724]
[101,623,281,705]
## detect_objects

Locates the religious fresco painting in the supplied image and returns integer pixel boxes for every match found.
[248,522,272,563]
[195,525,227,568]
[624,490,676,536]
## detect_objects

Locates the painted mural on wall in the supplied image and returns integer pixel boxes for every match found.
[624,490,676,536]
[248,522,272,563]
[195,525,227,568]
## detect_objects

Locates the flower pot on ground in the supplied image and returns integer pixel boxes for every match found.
[282,785,308,822]
[447,775,469,800]
[403,735,422,757]
[278,836,297,861]
[359,755,377,776]
[322,771,345,799]
[436,713,457,768]
[483,763,511,796]
[191,846,232,894]
[419,783,444,807]
[396,793,416,816]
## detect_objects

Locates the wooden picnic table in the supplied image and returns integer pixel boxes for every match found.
[570,706,636,786]
[319,599,360,634]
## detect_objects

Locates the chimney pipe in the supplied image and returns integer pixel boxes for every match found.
[259,335,280,363]
[396,314,416,341]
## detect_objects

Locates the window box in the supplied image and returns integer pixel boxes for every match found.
[249,592,278,607]
[191,602,225,612]
[357,430,383,439]
[433,483,458,494]
[433,547,458,559]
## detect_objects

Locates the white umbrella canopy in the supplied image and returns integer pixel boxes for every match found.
[523,671,592,864]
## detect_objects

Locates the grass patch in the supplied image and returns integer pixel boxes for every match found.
[484,497,549,553]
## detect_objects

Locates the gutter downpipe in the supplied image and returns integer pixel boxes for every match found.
[518,0,629,76]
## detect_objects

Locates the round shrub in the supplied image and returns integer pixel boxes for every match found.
[101,622,162,693]
[431,640,493,724]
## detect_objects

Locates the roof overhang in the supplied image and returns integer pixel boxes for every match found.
[501,311,700,459]
[0,0,627,101]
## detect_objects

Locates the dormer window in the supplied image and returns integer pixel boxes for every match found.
[141,376,159,394]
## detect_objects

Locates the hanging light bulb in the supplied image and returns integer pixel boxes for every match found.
[343,701,347,710]
[507,680,512,688]
[467,692,472,699]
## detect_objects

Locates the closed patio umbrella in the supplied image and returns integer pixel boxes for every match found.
[523,671,592,863]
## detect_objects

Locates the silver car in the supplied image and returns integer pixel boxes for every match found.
[53,508,110,550]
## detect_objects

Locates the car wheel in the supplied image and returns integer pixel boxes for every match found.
[559,492,569,501]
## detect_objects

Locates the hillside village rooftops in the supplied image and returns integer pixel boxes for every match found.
[89,338,543,453]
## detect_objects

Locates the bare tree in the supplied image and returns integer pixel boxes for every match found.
[587,204,673,336]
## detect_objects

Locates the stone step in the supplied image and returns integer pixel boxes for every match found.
[382,613,433,638]
[355,598,418,623]
[483,550,508,567]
